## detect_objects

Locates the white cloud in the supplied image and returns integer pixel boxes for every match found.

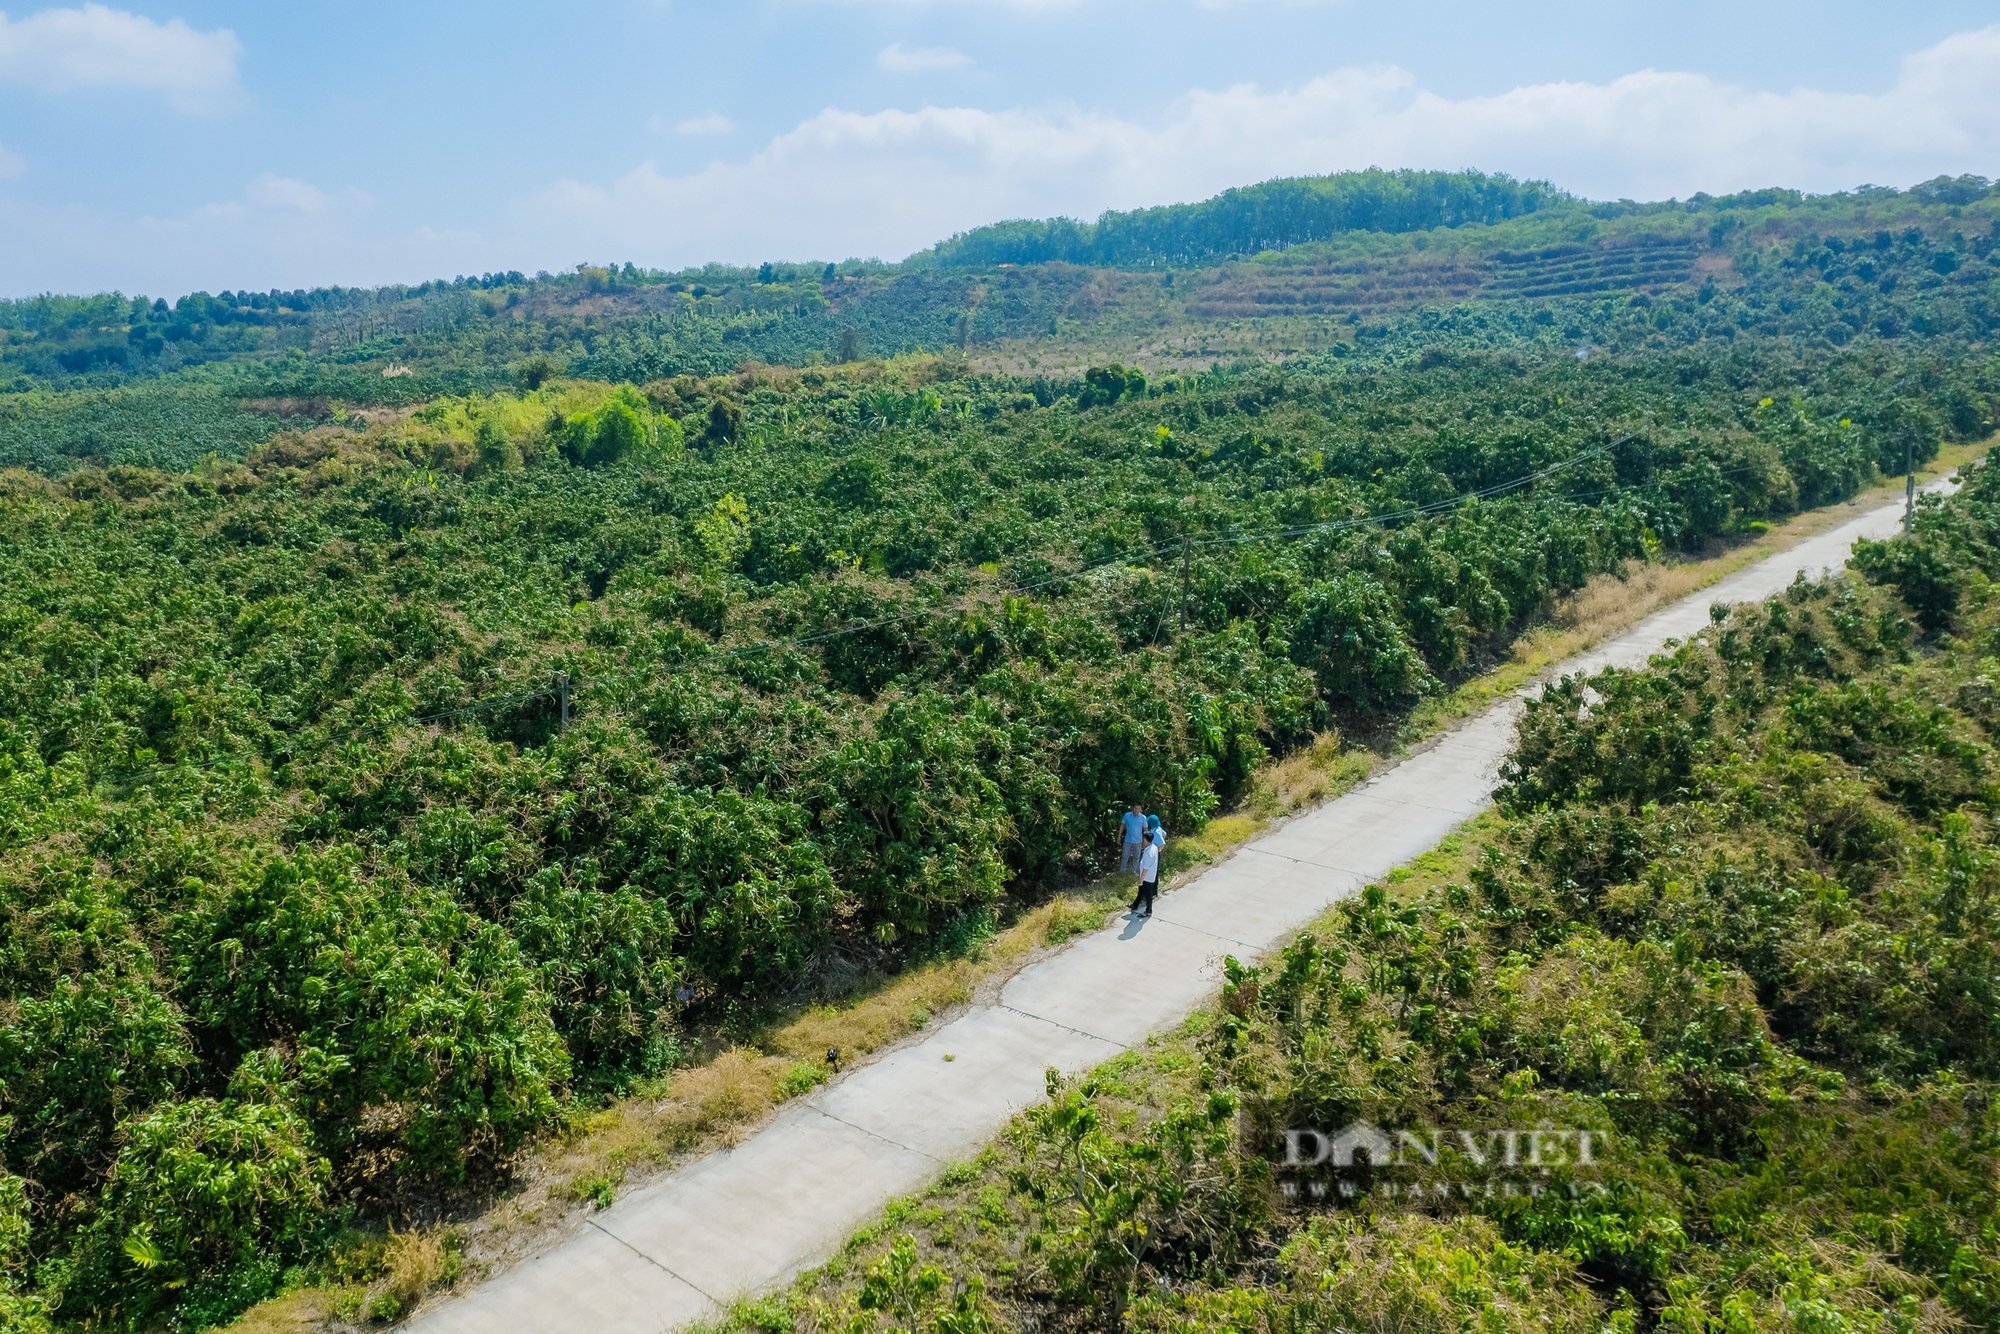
[171,174,369,229]
[231,173,371,218]
[658,110,733,137]
[0,4,242,112]
[513,25,2000,270]
[0,140,22,178]
[244,173,328,213]
[877,41,971,72]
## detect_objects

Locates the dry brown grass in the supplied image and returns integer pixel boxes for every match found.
[361,1228,463,1322]
[223,1291,328,1334]
[227,1224,465,1332]
[1557,559,1681,640]
[1041,895,1112,946]
[519,1049,787,1217]
[1245,732,1378,822]
[769,962,980,1064]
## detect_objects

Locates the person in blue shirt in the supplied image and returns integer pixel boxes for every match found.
[1118,803,1147,873]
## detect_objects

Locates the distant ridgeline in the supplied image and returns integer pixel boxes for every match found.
[916,168,1574,268]
[0,167,1996,474]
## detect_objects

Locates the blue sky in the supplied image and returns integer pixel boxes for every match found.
[1,1,1996,298]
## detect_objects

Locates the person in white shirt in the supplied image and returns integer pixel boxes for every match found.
[1131,839,1160,917]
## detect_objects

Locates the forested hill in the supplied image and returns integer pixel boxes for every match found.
[917,168,1572,268]
[1,168,1997,433]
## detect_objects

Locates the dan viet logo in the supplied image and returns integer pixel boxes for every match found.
[1273,1118,1611,1206]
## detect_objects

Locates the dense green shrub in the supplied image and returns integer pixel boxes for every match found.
[0,1168,52,1334]
[506,862,685,1089]
[170,852,569,1180]
[66,1098,328,1330]
[556,384,685,468]
[0,866,198,1206]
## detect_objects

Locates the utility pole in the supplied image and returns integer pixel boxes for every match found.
[1905,438,1916,538]
[1179,536,1192,633]
[558,673,571,733]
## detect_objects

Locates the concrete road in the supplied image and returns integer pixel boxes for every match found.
[408,480,1953,1333]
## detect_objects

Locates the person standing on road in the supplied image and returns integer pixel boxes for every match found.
[1131,837,1161,918]
[1119,802,1148,873]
